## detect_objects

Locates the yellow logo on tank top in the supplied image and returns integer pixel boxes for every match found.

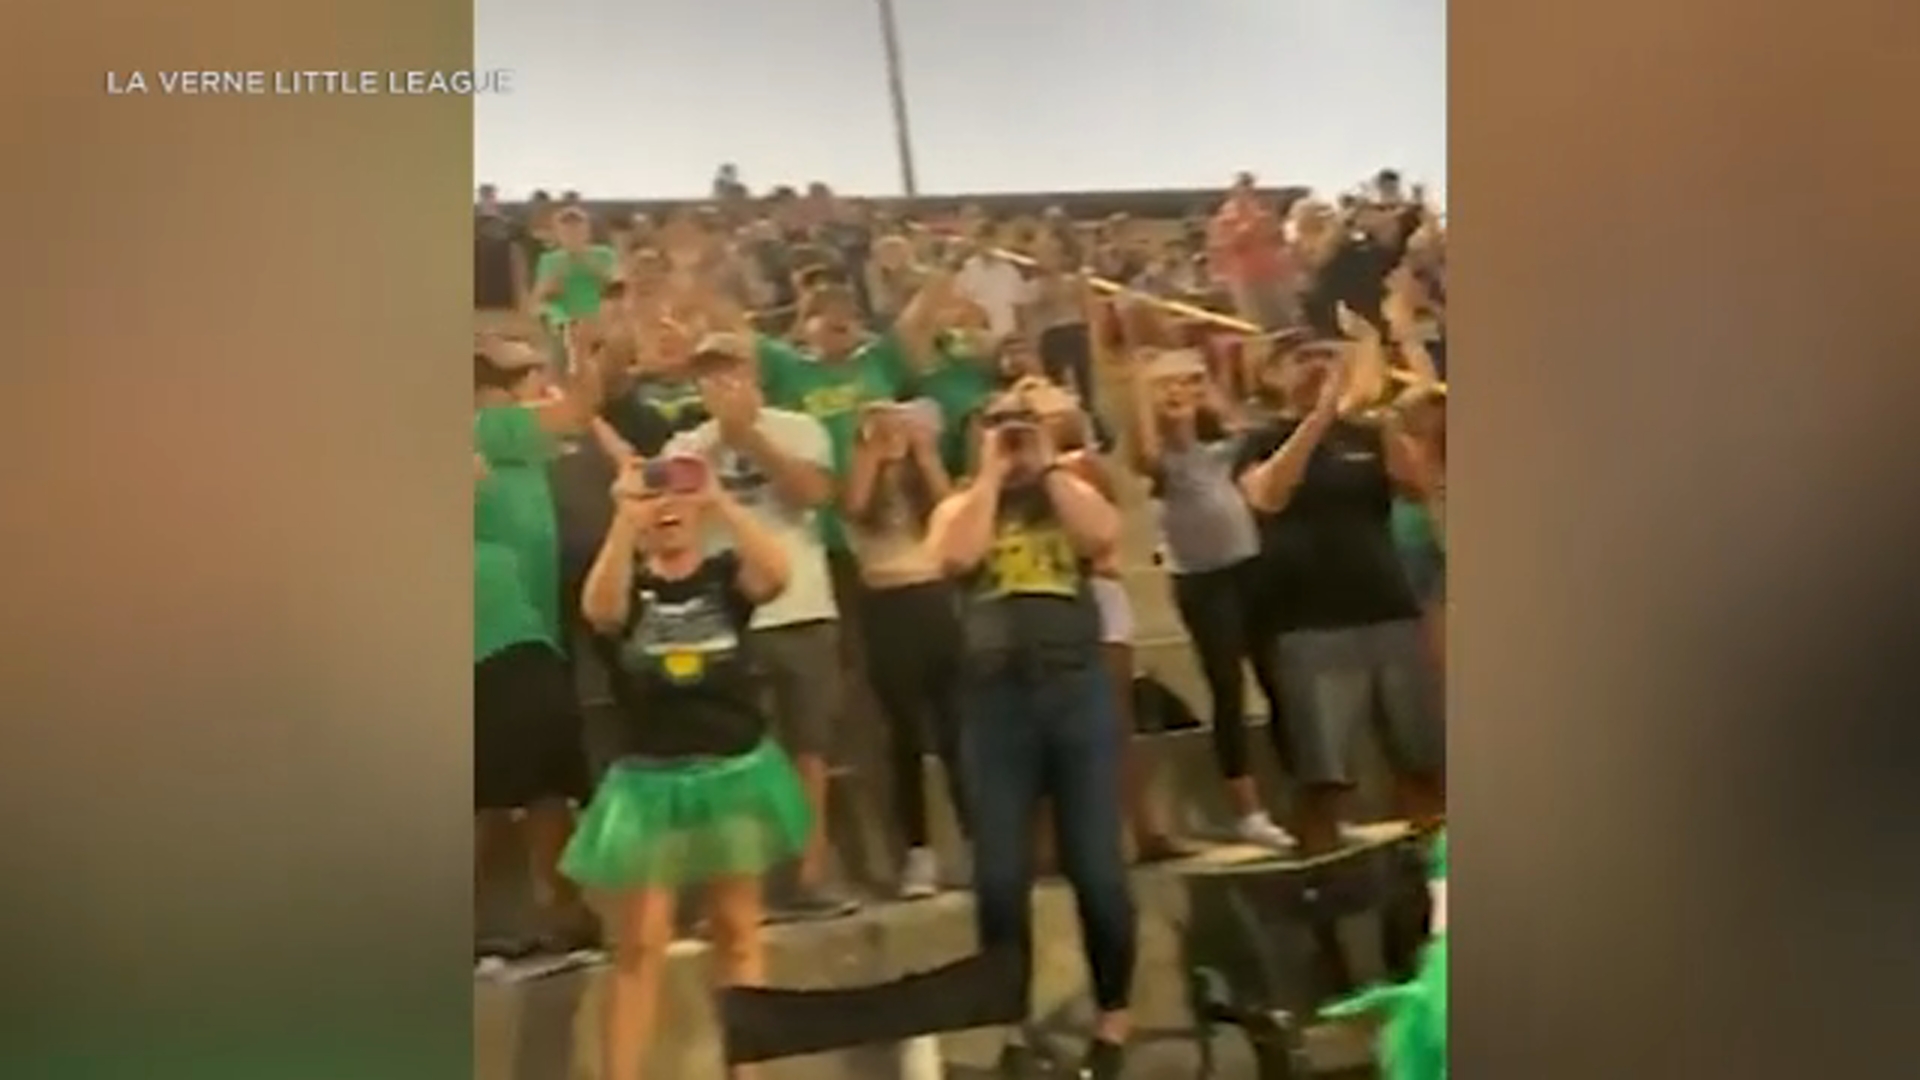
[981,522,1080,599]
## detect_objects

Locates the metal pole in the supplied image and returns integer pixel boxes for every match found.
[874,0,920,198]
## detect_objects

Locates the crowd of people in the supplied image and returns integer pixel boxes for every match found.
[471,166,1448,1080]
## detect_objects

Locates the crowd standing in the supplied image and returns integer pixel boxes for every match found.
[472,163,1448,1080]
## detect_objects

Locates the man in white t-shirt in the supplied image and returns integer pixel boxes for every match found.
[666,333,859,920]
[954,226,1031,340]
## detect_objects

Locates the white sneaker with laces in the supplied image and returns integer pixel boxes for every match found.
[899,846,940,899]
[1234,812,1297,851]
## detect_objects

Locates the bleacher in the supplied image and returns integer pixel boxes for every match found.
[475,282,1424,1078]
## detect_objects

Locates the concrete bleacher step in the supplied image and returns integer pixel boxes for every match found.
[475,836,1400,1080]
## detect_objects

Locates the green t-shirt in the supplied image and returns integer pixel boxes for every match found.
[909,334,998,476]
[473,406,562,658]
[755,333,911,550]
[474,542,549,662]
[534,244,618,325]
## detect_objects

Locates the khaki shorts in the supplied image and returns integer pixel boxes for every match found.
[751,620,844,759]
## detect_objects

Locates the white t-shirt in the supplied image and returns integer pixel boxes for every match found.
[956,255,1031,339]
[666,408,839,630]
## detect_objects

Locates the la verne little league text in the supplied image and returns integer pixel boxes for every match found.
[104,70,514,95]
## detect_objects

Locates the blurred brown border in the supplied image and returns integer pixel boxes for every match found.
[0,1,475,1076]
[1455,0,1920,1076]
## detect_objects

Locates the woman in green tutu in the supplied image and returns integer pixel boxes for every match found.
[566,451,811,1080]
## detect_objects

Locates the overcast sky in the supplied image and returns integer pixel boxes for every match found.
[474,0,1445,204]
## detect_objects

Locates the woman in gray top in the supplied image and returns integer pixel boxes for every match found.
[1126,344,1295,851]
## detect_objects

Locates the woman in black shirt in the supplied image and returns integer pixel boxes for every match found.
[926,392,1136,1079]
[563,455,809,1080]
[1233,327,1445,855]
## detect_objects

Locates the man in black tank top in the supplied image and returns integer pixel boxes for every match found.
[923,394,1136,1079]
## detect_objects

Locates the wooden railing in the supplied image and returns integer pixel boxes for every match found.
[976,240,1446,395]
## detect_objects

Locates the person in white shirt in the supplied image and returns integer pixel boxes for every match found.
[665,333,860,921]
[954,226,1032,341]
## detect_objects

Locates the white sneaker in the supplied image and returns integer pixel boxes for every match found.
[899,846,940,899]
[1234,812,1297,851]
[1337,821,1376,847]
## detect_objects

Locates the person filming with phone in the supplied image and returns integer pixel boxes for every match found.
[564,450,812,1080]
[924,387,1136,1079]
[841,396,965,899]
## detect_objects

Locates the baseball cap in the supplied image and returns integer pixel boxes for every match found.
[689,331,754,370]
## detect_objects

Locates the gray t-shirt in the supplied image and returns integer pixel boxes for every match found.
[1151,438,1261,574]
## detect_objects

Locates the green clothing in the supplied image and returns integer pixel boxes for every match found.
[1390,497,1445,602]
[534,244,618,325]
[474,406,562,660]
[1320,828,1449,1080]
[1390,498,1439,555]
[475,542,549,662]
[755,333,912,549]
[909,334,998,476]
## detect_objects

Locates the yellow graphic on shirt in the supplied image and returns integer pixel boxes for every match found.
[981,522,1081,599]
[800,382,867,420]
[660,650,706,682]
[625,591,738,687]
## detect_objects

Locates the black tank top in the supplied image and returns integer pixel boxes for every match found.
[959,484,1100,677]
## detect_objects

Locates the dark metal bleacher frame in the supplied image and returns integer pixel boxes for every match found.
[1170,831,1433,1080]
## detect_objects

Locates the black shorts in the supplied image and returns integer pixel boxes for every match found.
[475,641,590,811]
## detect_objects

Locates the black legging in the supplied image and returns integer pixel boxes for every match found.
[860,579,968,847]
[1170,557,1289,779]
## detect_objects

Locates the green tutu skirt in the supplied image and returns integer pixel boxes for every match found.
[560,739,812,890]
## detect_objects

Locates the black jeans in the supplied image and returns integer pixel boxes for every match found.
[1172,558,1289,779]
[861,580,967,847]
[960,658,1137,1011]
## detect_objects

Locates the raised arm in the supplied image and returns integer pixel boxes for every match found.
[589,416,639,468]
[581,474,645,633]
[907,411,955,504]
[531,325,610,436]
[841,421,887,522]
[893,266,959,371]
[1334,305,1391,412]
[925,447,1008,574]
[1383,273,1442,387]
[1125,360,1164,479]
[709,485,791,604]
[1042,461,1121,560]
[1238,362,1345,514]
[707,378,831,510]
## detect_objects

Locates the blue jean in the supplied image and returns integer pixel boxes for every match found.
[959,659,1138,1011]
